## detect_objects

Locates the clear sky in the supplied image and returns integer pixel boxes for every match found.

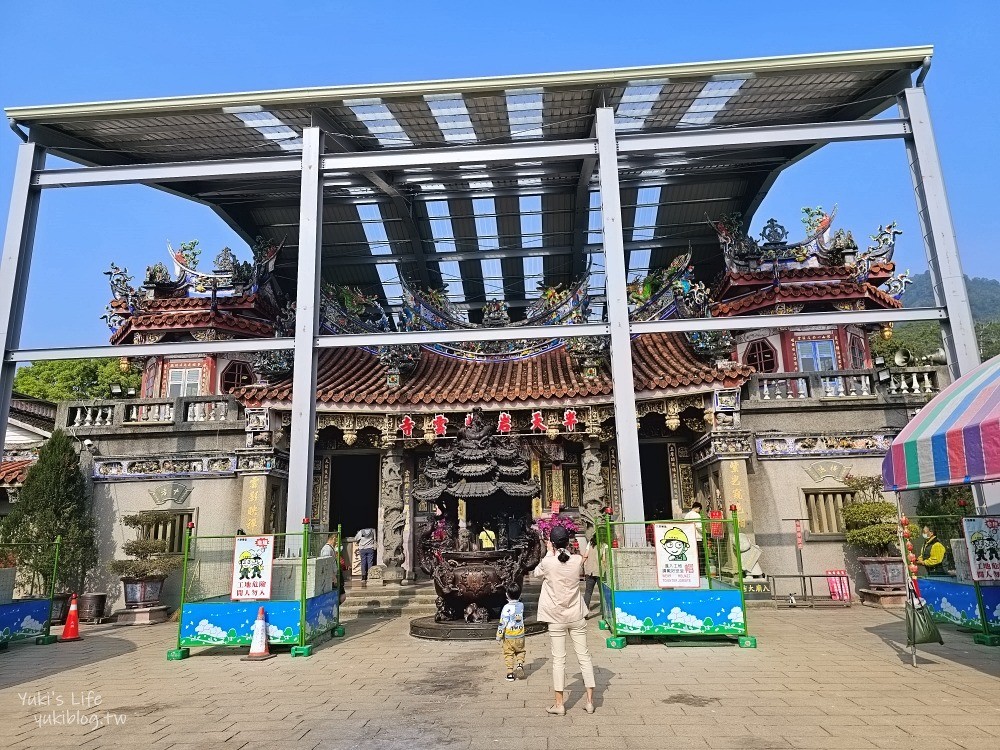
[1,1,997,349]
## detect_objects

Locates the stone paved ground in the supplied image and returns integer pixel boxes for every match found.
[1,607,999,750]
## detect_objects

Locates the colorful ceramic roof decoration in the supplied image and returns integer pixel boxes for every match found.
[883,355,1000,491]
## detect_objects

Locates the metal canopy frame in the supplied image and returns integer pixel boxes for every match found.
[0,49,976,544]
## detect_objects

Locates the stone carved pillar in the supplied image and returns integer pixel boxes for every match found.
[580,438,608,538]
[379,449,406,584]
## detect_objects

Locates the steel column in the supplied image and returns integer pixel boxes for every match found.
[0,142,44,455]
[284,127,324,545]
[595,107,646,545]
[899,87,979,378]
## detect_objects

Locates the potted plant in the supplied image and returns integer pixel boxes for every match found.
[108,511,184,608]
[842,474,906,592]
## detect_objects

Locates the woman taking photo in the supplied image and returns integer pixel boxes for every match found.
[533,525,596,715]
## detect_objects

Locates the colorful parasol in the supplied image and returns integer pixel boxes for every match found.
[883,355,1000,491]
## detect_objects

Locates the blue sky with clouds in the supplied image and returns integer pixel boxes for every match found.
[1,1,997,348]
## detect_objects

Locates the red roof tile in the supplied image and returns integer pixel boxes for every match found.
[711,281,902,317]
[236,333,752,407]
[0,459,34,486]
[110,310,274,344]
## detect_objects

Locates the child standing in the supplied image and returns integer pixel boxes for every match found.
[496,582,526,681]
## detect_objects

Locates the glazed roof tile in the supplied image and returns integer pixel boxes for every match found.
[110,310,274,344]
[236,333,752,407]
[0,459,34,487]
[711,281,902,317]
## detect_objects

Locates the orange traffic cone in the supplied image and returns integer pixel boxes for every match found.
[59,593,82,642]
[241,606,276,661]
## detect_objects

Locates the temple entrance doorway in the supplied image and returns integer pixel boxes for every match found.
[639,443,673,521]
[328,453,379,540]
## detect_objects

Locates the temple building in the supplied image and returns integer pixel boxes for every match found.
[3,48,970,611]
[62,210,943,606]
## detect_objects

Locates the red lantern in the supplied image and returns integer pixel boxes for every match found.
[900,515,909,526]
[908,564,919,573]
[902,529,911,539]
[400,415,416,439]
[908,553,917,563]
[906,542,914,552]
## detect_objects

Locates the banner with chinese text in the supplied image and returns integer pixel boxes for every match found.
[962,516,1000,581]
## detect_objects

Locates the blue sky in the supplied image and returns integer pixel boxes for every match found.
[2,1,998,349]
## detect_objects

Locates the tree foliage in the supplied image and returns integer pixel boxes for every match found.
[0,430,96,593]
[842,474,898,556]
[108,512,184,579]
[13,358,142,402]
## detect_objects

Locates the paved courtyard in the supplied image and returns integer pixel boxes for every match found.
[1,607,999,750]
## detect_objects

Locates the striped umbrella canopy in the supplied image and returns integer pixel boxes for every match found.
[883,355,1000,491]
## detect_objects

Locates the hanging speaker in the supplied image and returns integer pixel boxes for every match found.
[894,348,913,367]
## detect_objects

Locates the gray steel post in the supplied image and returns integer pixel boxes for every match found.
[899,87,979,378]
[594,107,646,545]
[284,127,324,548]
[0,142,44,454]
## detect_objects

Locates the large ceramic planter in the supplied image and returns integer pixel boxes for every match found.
[0,567,15,605]
[120,576,166,608]
[858,556,906,591]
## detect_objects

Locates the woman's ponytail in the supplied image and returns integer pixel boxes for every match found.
[557,548,570,563]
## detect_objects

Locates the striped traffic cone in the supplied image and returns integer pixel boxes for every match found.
[59,594,83,642]
[241,606,276,661]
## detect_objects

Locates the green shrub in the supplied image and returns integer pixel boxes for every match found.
[842,475,900,556]
[108,512,184,579]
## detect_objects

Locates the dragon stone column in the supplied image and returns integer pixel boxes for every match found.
[580,438,608,539]
[379,448,406,585]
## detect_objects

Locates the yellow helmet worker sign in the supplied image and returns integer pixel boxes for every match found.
[660,527,689,547]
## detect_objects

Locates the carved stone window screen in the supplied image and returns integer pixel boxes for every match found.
[802,489,855,536]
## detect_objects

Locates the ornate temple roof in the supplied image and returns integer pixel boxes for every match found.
[236,333,751,408]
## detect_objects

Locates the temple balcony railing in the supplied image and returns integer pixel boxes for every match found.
[745,366,948,406]
[59,395,245,435]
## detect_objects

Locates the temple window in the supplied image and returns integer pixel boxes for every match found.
[166,367,202,397]
[803,489,855,536]
[137,510,194,554]
[795,340,837,372]
[743,339,777,373]
[849,335,867,369]
[221,361,254,393]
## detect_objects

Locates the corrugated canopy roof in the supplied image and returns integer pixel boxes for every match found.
[7,47,930,324]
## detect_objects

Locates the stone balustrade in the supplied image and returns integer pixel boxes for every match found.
[748,366,946,405]
[60,395,244,434]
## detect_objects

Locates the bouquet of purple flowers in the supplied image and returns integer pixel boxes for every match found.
[536,514,580,539]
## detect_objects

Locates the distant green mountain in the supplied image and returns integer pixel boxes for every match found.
[903,271,1000,322]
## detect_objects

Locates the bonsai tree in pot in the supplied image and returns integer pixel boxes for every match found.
[842,474,906,592]
[108,511,184,609]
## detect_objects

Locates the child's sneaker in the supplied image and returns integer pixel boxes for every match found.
[515,664,525,678]
[505,672,515,681]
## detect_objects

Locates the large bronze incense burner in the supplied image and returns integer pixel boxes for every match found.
[415,408,543,624]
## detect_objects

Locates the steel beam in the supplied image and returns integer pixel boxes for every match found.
[0,142,44,454]
[595,107,646,544]
[899,87,979,378]
[321,139,596,172]
[617,119,909,155]
[8,337,295,362]
[285,127,324,543]
[33,155,301,188]
[630,306,945,335]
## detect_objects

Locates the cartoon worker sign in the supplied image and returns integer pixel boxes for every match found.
[653,522,700,588]
[231,535,275,600]
[963,517,1000,581]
